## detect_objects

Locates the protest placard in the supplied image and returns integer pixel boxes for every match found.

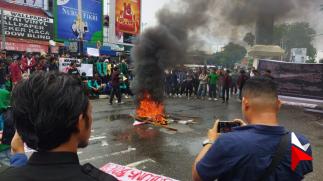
[101,163,178,181]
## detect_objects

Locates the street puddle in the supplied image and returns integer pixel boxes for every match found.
[107,114,133,122]
[112,126,160,143]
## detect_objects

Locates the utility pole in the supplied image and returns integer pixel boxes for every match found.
[77,0,85,57]
[1,9,6,50]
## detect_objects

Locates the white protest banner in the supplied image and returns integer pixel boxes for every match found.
[100,163,178,181]
[87,48,100,57]
[59,58,81,73]
[79,64,93,77]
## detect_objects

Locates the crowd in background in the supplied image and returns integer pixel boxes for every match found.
[0,50,134,106]
[164,66,274,103]
[0,50,133,162]
[0,49,275,107]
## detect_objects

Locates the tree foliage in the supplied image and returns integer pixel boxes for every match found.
[273,22,317,62]
[208,43,247,68]
[243,32,255,47]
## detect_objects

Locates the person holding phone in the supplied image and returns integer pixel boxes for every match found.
[192,77,313,181]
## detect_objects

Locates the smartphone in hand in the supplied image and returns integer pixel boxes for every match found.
[217,121,242,133]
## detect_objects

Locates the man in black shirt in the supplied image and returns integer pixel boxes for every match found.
[68,62,80,78]
[0,60,7,89]
[0,72,117,181]
[0,50,8,89]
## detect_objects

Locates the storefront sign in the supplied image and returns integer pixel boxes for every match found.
[0,10,53,41]
[101,163,178,181]
[116,0,141,35]
[0,41,48,53]
[6,0,44,8]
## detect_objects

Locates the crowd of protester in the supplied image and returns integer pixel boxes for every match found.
[164,66,273,103]
[0,71,312,181]
[0,48,314,181]
[0,51,134,166]
[0,50,133,103]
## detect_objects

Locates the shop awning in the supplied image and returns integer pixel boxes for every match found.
[0,1,47,17]
[0,37,49,53]
[100,46,117,56]
[248,45,285,57]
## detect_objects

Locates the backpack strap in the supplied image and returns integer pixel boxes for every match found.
[81,163,117,181]
[257,133,290,181]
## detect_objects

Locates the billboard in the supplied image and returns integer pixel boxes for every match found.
[258,60,323,100]
[5,0,44,8]
[290,48,307,63]
[115,0,141,36]
[0,10,53,41]
[54,0,103,43]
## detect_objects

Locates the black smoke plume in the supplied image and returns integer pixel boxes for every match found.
[221,0,311,26]
[131,0,316,104]
[131,0,212,104]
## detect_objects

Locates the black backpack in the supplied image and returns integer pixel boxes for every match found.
[1,108,15,145]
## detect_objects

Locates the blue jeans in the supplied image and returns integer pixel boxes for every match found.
[198,84,207,97]
[0,149,10,166]
[209,84,217,98]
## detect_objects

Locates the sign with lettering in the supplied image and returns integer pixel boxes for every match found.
[54,0,103,43]
[0,10,53,41]
[59,58,81,73]
[101,163,178,181]
[0,41,48,53]
[115,0,141,35]
[59,58,93,76]
[258,60,323,100]
[5,0,44,8]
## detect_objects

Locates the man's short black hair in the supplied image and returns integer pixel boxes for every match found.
[12,72,89,151]
[242,77,278,99]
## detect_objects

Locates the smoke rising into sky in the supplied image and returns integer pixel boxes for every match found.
[132,0,212,103]
[221,0,312,26]
[133,0,318,103]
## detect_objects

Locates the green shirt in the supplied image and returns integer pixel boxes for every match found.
[0,89,10,111]
[5,80,12,91]
[209,73,219,85]
[87,80,99,89]
[119,63,128,75]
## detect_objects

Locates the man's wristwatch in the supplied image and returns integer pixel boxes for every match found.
[202,139,214,147]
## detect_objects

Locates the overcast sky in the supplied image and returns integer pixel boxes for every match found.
[140,0,323,59]
[141,0,172,28]
[140,0,223,53]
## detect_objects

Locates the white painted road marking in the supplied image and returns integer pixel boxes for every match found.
[89,136,106,141]
[126,159,156,168]
[80,147,136,163]
[101,140,109,147]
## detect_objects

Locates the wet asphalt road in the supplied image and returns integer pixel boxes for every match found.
[78,97,323,181]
